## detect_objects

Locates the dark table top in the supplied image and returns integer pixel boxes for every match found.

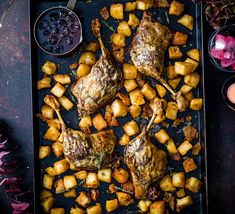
[0,0,235,213]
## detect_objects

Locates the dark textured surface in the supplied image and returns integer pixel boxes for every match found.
[0,0,235,213]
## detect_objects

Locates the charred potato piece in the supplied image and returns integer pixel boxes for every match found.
[173,32,188,45]
[123,120,140,136]
[106,198,118,212]
[176,196,193,212]
[86,172,100,188]
[166,65,178,80]
[123,63,138,79]
[111,99,128,117]
[110,4,124,19]
[112,168,129,184]
[190,98,203,111]
[169,0,184,16]
[160,175,176,192]
[41,196,55,213]
[178,14,194,30]
[168,46,183,59]
[183,158,197,173]
[141,83,156,100]
[43,174,54,190]
[58,96,74,111]
[185,177,201,193]
[70,207,85,214]
[54,179,66,194]
[155,129,170,144]
[136,0,153,10]
[129,89,145,106]
[86,42,100,52]
[42,61,57,75]
[156,84,167,98]
[41,105,54,119]
[112,33,126,47]
[54,74,71,85]
[86,203,102,214]
[125,2,137,11]
[54,159,70,175]
[116,192,134,206]
[41,189,53,200]
[180,85,193,94]
[129,105,142,118]
[79,116,92,134]
[166,102,178,120]
[185,58,199,72]
[79,52,97,65]
[39,146,51,159]
[51,83,66,98]
[64,189,76,198]
[98,168,112,183]
[74,170,88,180]
[178,140,192,156]
[172,172,185,188]
[175,62,194,76]
[76,192,91,208]
[44,126,60,142]
[77,64,91,77]
[166,138,180,160]
[187,49,200,61]
[124,80,138,92]
[168,77,181,89]
[184,72,200,88]
[45,167,57,177]
[119,133,130,146]
[37,77,51,90]
[64,175,77,190]
[118,21,132,37]
[138,200,152,212]
[128,13,140,28]
[92,113,107,131]
[150,201,165,214]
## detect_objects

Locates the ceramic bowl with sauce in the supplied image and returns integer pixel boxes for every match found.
[222,76,235,111]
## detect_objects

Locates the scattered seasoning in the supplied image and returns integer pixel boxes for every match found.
[70,70,78,77]
[101,20,115,32]
[114,185,134,195]
[165,11,170,24]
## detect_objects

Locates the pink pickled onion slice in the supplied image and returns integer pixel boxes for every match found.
[220,59,235,68]
[225,36,235,51]
[210,48,226,60]
[231,63,235,70]
[11,201,30,211]
[215,34,226,50]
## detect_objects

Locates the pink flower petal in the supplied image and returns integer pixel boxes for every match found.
[11,201,30,211]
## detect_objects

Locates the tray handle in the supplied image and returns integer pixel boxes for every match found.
[67,0,77,11]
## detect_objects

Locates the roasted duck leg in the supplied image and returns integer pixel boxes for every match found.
[71,19,123,117]
[124,99,167,199]
[130,12,188,111]
[44,95,117,170]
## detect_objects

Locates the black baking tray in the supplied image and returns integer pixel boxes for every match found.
[30,0,208,213]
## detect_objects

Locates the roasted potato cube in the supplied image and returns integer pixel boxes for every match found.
[106,198,118,212]
[41,189,53,200]
[173,32,188,45]
[112,168,129,184]
[183,125,198,142]
[64,175,77,190]
[110,4,124,19]
[136,0,153,10]
[166,102,178,120]
[172,172,185,188]
[185,177,201,193]
[155,129,170,144]
[123,120,140,136]
[39,146,51,159]
[86,42,100,52]
[58,96,74,111]
[176,195,193,212]
[77,64,91,77]
[178,14,194,30]
[168,46,183,59]
[118,21,131,37]
[160,175,176,192]
[129,105,142,118]
[129,89,145,105]
[138,200,152,212]
[112,44,124,63]
[54,179,66,194]
[185,92,194,103]
[76,192,91,208]
[180,85,193,94]
[184,72,200,88]
[116,93,131,106]
[112,33,126,47]
[119,133,130,146]
[116,192,134,206]
[158,0,169,7]
[156,84,167,98]
[92,113,107,131]
[175,62,194,76]
[104,105,119,127]
[190,98,203,111]
[167,65,178,80]
[169,0,184,16]
[86,172,100,188]
[54,159,70,175]
[79,52,97,65]
[111,99,128,117]
[54,74,71,85]
[41,197,55,213]
[185,58,199,72]
[86,203,102,214]
[42,61,57,75]
[125,2,137,11]
[74,170,88,180]
[166,138,180,160]
[37,77,51,90]
[41,105,54,119]
[141,83,156,100]
[128,13,140,28]
[44,126,60,141]
[45,167,57,176]
[124,80,138,92]
[50,207,65,214]
[187,49,200,61]
[123,63,138,79]
[150,201,165,214]
[64,189,76,198]
[183,158,197,173]
[154,114,166,124]
[98,168,112,183]
[79,116,92,134]
[178,140,192,156]
[70,207,85,214]
[45,118,60,130]
[43,174,54,190]
[51,83,66,98]
[192,142,201,155]
[176,189,186,198]
[168,77,181,89]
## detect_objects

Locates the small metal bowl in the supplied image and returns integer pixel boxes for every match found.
[33,0,83,56]
[221,76,235,111]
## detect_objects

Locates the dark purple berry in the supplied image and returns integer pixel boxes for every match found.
[52,28,59,34]
[59,10,68,18]
[49,13,59,21]
[38,19,49,30]
[43,30,50,36]
[65,36,73,45]
[48,35,58,45]
[58,19,67,29]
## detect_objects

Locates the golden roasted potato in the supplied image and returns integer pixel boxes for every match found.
[111,99,128,117]
[106,198,118,212]
[44,126,60,142]
[118,21,131,37]
[116,92,131,106]
[45,167,57,177]
[172,172,185,188]
[54,159,70,175]
[112,33,126,47]
[43,174,54,190]
[86,203,102,214]
[176,189,186,198]
[128,13,140,28]
[168,46,183,59]
[112,168,129,184]
[98,168,112,183]
[129,89,145,106]
[160,175,176,192]
[92,113,107,131]
[104,105,119,127]
[110,4,124,19]
[77,64,91,77]
[185,58,199,72]
[184,72,200,88]
[192,142,201,155]
[58,96,74,111]
[183,158,197,173]
[166,138,180,160]
[125,2,137,11]
[155,129,170,144]
[76,192,91,208]
[154,114,166,124]
[54,74,71,85]
[187,49,200,62]
[175,62,194,76]
[166,101,178,120]
[169,0,184,16]
[45,118,60,130]
[79,116,92,134]
[156,84,167,98]
[168,77,181,89]
[86,172,100,188]
[129,105,142,118]
[42,61,57,75]
[54,179,66,194]
[112,43,124,63]
[79,52,97,65]
[176,195,193,212]
[37,77,51,90]
[136,0,153,10]
[166,65,178,80]
[70,207,85,214]
[190,98,203,111]
[116,192,134,206]
[138,200,152,212]
[39,146,51,159]
[123,63,138,79]
[41,196,55,213]
[178,14,194,30]
[64,175,77,190]
[123,120,140,136]
[124,80,138,92]
[41,105,54,119]
[51,83,66,98]
[86,42,100,52]
[64,189,77,198]
[180,85,193,94]
[141,83,156,100]
[41,189,53,200]
[178,140,192,156]
[74,170,88,180]
[173,32,188,45]
[150,201,165,214]
[185,177,201,193]
[119,133,130,146]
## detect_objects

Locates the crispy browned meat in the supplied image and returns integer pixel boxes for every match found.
[71,19,123,116]
[124,99,167,199]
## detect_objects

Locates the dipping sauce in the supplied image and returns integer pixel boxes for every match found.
[227,83,235,104]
